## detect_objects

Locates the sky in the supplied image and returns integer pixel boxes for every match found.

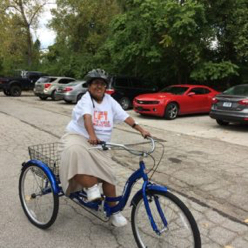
[32,4,57,50]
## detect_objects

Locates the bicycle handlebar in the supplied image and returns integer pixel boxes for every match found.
[93,137,156,156]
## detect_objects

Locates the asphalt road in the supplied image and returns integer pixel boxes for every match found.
[0,92,248,248]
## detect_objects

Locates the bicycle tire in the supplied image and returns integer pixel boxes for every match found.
[19,163,59,229]
[131,190,201,248]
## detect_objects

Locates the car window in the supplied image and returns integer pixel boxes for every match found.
[37,77,50,83]
[50,77,58,83]
[114,78,131,88]
[223,85,248,96]
[189,87,210,95]
[82,82,88,88]
[58,78,74,84]
[161,86,189,95]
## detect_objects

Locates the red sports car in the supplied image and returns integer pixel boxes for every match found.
[133,85,219,119]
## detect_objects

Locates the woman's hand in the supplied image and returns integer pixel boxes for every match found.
[88,135,101,145]
[140,129,151,138]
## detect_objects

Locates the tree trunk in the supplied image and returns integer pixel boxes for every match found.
[26,25,33,67]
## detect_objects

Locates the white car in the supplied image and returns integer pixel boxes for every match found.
[34,76,76,100]
[55,80,88,103]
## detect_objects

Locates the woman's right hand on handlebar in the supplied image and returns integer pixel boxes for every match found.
[88,135,101,145]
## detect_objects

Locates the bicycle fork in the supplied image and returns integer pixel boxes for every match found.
[142,181,168,235]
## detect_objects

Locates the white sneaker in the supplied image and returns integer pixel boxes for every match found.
[110,212,128,227]
[85,184,101,202]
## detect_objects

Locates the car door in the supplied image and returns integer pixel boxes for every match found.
[184,87,209,113]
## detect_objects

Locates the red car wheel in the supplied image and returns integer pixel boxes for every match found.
[164,103,179,120]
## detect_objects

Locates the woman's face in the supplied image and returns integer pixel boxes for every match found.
[88,78,107,102]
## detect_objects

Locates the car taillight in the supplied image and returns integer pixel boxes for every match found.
[64,87,73,92]
[105,88,115,95]
[44,83,51,88]
[238,99,248,105]
[212,97,218,104]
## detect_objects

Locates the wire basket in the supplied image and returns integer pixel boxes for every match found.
[28,142,60,177]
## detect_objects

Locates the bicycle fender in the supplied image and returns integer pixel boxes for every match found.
[130,184,167,206]
[24,159,60,194]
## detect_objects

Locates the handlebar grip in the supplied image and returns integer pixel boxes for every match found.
[97,141,106,145]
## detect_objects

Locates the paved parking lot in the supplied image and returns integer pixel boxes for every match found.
[0,93,248,248]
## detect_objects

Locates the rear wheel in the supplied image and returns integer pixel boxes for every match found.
[164,102,179,120]
[51,90,57,100]
[39,96,48,100]
[119,97,131,110]
[131,190,201,248]
[3,89,11,96]
[216,119,229,126]
[76,93,84,103]
[19,163,59,229]
[10,85,22,96]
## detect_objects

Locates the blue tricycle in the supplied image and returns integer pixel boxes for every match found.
[19,137,201,247]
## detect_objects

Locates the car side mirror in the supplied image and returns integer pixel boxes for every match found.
[188,92,195,96]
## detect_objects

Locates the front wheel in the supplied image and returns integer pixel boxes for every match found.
[131,190,201,248]
[164,102,179,120]
[19,163,59,229]
[119,97,131,110]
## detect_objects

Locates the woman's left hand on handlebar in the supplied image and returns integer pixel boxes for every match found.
[141,129,151,138]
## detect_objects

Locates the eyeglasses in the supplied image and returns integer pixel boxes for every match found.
[91,81,107,87]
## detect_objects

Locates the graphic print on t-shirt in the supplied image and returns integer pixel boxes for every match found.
[93,110,111,127]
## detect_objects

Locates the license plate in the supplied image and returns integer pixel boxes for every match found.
[223,102,232,107]
[136,107,143,111]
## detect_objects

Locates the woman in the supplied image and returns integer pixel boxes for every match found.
[59,69,151,227]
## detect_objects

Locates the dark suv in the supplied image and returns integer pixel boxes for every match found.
[106,76,157,110]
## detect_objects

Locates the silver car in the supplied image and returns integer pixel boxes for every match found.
[210,84,248,125]
[34,76,76,100]
[55,80,88,103]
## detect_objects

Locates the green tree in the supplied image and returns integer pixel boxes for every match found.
[43,0,121,78]
[1,0,48,70]
[0,12,27,75]
[100,0,209,85]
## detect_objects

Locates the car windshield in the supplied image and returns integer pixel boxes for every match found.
[160,86,189,95]
[37,77,51,83]
[223,85,248,96]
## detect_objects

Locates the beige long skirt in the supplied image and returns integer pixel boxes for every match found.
[58,132,117,196]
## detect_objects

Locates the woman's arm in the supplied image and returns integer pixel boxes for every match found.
[124,116,151,138]
[83,114,100,145]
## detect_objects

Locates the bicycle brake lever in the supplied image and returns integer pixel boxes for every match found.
[97,141,108,151]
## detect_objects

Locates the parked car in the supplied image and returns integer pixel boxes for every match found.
[34,76,76,100]
[55,80,88,103]
[104,76,158,110]
[0,71,46,96]
[133,84,219,120]
[210,84,248,125]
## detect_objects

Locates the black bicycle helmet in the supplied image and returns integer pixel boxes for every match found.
[85,68,109,86]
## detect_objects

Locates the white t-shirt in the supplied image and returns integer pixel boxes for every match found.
[66,91,129,141]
